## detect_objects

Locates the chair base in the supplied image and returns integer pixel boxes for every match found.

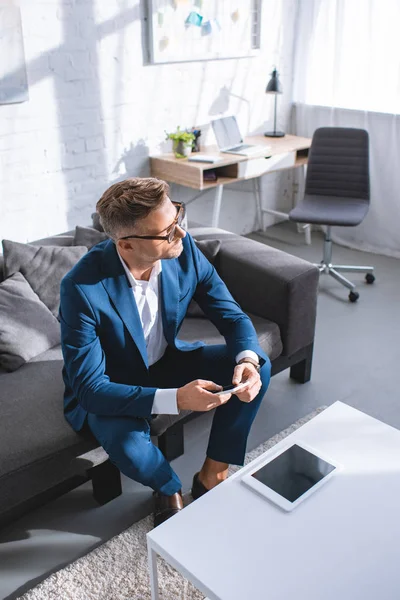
[315,262,374,292]
[315,226,375,296]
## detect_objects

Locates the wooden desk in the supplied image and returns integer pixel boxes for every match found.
[150,134,311,234]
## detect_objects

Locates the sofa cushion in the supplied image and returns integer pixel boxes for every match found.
[150,410,192,437]
[0,232,74,285]
[2,240,87,318]
[178,312,283,361]
[194,239,221,266]
[92,212,104,232]
[74,226,108,249]
[0,272,61,372]
[32,233,75,247]
[187,239,221,318]
[0,344,96,518]
[0,345,74,478]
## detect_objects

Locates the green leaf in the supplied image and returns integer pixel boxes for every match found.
[165,126,195,143]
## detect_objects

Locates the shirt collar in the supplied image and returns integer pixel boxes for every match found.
[117,250,162,288]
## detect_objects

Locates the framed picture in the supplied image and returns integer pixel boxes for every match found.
[146,0,261,64]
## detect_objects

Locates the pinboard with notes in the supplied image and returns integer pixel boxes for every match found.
[146,0,261,64]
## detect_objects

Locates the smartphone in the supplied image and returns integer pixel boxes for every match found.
[211,382,247,396]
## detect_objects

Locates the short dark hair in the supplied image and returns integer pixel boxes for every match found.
[96,177,170,239]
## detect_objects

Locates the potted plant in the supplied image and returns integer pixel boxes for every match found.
[165,127,195,158]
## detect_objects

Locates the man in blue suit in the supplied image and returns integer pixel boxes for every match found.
[60,177,271,526]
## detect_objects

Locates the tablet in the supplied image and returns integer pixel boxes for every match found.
[241,441,341,512]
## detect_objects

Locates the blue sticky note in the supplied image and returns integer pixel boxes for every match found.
[185,11,203,26]
[201,20,212,35]
[202,18,221,36]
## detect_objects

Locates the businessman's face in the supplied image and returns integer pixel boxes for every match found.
[117,197,186,265]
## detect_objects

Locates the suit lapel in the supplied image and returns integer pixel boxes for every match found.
[160,258,179,346]
[101,240,148,368]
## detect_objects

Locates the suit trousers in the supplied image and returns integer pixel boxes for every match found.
[87,345,271,496]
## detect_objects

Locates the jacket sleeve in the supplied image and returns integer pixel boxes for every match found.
[189,236,268,366]
[60,275,157,419]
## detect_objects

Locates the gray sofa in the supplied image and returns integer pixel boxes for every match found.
[0,224,319,528]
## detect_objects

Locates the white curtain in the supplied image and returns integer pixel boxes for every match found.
[292,0,400,258]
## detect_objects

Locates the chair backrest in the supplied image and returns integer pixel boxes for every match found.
[305,127,370,201]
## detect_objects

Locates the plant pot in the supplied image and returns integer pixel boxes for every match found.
[173,140,192,159]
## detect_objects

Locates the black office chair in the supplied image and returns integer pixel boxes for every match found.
[289,127,375,302]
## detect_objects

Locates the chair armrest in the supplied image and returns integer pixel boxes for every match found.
[216,236,319,357]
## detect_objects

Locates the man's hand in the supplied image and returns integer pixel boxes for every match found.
[232,363,261,403]
[177,379,232,412]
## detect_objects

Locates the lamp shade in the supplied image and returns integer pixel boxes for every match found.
[265,68,282,94]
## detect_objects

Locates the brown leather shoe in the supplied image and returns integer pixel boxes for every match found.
[191,472,210,500]
[153,490,183,527]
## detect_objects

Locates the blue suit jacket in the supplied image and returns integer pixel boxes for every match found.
[60,233,267,431]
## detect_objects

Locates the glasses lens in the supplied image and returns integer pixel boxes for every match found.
[177,204,186,227]
[168,226,176,243]
[167,204,185,243]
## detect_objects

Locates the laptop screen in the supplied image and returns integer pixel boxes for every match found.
[212,116,242,149]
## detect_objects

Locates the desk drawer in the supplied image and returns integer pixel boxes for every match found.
[237,151,296,179]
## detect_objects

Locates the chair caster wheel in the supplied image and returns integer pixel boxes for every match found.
[349,291,359,303]
[365,273,375,284]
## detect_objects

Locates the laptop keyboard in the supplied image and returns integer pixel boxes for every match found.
[229,144,252,151]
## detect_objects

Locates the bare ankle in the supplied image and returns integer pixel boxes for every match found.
[199,470,228,489]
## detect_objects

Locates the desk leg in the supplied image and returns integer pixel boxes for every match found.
[148,544,160,600]
[253,178,263,231]
[211,184,223,228]
[295,165,311,245]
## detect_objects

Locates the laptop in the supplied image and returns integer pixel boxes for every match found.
[212,116,271,157]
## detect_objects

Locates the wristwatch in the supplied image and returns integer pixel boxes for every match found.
[238,358,261,373]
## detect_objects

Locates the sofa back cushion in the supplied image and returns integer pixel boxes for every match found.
[73,226,108,249]
[0,272,61,371]
[91,212,104,232]
[0,232,75,285]
[2,240,87,318]
[186,239,221,318]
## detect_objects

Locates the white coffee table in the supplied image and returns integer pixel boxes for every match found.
[147,402,400,599]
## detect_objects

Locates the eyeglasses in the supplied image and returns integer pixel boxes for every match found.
[119,202,186,244]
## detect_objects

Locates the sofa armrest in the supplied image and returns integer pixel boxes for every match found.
[216,236,319,358]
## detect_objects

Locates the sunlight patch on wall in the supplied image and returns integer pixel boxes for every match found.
[0,0,28,104]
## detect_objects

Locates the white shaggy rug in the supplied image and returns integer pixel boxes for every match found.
[18,407,326,600]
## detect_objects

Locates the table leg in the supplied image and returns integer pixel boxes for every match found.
[253,178,263,231]
[148,544,160,600]
[211,184,223,228]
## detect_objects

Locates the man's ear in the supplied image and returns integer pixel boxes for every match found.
[117,239,135,252]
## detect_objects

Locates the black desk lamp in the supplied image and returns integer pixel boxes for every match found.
[264,68,285,138]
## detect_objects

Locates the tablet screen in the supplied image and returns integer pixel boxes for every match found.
[251,444,336,503]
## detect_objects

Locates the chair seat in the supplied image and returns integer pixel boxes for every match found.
[289,194,369,226]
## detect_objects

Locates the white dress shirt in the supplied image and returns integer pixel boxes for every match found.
[118,252,259,415]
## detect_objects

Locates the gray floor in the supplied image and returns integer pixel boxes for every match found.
[1,223,399,600]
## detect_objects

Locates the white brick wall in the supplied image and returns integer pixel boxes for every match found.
[0,0,297,243]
